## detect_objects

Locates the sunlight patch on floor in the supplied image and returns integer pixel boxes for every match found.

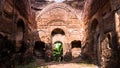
[40,63,98,68]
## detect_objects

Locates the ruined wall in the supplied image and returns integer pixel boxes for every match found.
[30,0,86,60]
[0,0,119,67]
[93,0,120,68]
[0,0,35,67]
[82,0,120,68]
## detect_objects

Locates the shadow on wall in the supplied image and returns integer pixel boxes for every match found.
[102,12,120,68]
[0,18,35,67]
[99,12,120,68]
[71,40,81,48]
[0,34,15,68]
[33,40,53,62]
[84,8,120,68]
[16,19,25,52]
[81,18,99,63]
[34,41,45,59]
[0,0,38,67]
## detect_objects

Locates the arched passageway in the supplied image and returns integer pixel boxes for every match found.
[16,19,25,52]
[51,28,65,45]
[51,28,65,61]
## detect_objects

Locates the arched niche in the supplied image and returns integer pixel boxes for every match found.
[91,19,99,32]
[16,19,25,41]
[90,18,100,63]
[71,40,81,58]
[16,19,25,51]
[71,40,81,48]
[90,19,99,43]
[34,41,46,58]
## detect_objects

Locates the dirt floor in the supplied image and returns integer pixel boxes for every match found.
[45,63,98,68]
[35,57,99,68]
[15,57,99,68]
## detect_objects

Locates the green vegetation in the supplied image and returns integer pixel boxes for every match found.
[15,62,38,68]
[53,41,63,61]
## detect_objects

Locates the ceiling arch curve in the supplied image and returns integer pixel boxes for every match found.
[47,19,67,26]
[36,3,81,26]
[36,3,78,18]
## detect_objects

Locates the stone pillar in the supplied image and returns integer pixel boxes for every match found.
[115,12,120,45]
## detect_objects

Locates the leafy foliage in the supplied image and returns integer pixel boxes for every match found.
[53,41,63,61]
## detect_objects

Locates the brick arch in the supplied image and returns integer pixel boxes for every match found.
[50,26,67,36]
[36,3,77,17]
[36,3,80,26]
[47,19,67,26]
[51,28,66,44]
[51,28,65,36]
[36,3,79,24]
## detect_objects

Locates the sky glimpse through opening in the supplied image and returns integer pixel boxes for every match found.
[54,0,65,3]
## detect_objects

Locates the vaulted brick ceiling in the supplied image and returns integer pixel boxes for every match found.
[31,0,109,21]
[83,0,109,20]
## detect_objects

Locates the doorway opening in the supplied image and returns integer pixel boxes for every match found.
[90,19,99,64]
[51,28,65,61]
[34,41,45,59]
[71,40,81,58]
[53,41,63,61]
[71,40,81,48]
[16,19,25,52]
